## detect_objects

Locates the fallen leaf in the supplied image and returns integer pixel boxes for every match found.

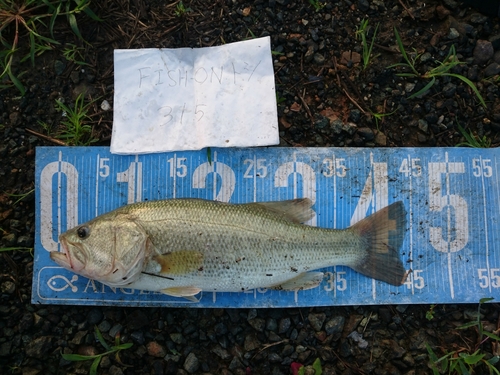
[290,102,302,112]
[279,117,292,129]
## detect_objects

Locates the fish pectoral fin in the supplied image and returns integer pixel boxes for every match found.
[246,199,314,224]
[270,272,324,291]
[160,286,202,299]
[154,250,203,275]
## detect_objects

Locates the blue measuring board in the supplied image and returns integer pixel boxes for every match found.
[33,146,500,307]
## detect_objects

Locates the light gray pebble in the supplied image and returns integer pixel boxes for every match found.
[1,281,15,294]
[183,352,200,374]
[308,313,326,332]
[109,324,122,338]
[448,28,460,40]
[325,316,345,336]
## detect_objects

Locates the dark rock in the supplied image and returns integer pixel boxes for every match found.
[109,365,124,375]
[248,317,266,332]
[443,0,459,9]
[494,51,500,64]
[87,309,103,325]
[17,235,33,247]
[314,115,329,129]
[467,66,479,81]
[212,345,231,360]
[330,119,344,134]
[308,313,326,332]
[214,322,228,335]
[484,63,500,77]
[266,318,278,332]
[473,40,494,65]
[325,316,345,336]
[1,281,16,294]
[147,341,166,358]
[358,0,369,12]
[9,112,21,127]
[313,53,325,65]
[0,342,11,357]
[442,83,457,98]
[19,313,34,332]
[54,60,66,75]
[357,127,375,140]
[375,131,387,146]
[244,333,261,351]
[1,234,16,247]
[469,13,488,24]
[349,109,361,123]
[435,5,451,19]
[183,352,200,374]
[278,317,291,334]
[25,336,54,359]
[126,310,149,330]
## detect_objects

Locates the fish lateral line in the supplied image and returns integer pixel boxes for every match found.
[141,271,174,280]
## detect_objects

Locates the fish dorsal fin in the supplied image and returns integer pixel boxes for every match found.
[246,198,314,224]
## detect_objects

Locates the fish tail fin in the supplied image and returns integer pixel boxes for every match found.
[350,201,408,286]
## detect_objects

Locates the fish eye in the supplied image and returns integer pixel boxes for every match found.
[77,226,90,239]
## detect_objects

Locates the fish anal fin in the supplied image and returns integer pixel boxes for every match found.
[154,251,203,275]
[247,199,314,224]
[270,272,324,291]
[160,286,202,301]
[350,201,408,286]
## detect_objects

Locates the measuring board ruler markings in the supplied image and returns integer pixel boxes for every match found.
[33,147,500,307]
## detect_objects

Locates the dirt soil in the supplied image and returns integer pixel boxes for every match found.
[1,0,500,374]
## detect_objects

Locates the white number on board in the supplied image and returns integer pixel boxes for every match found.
[168,156,187,178]
[322,157,347,178]
[116,159,143,204]
[243,158,268,178]
[478,269,500,288]
[428,156,468,253]
[399,158,422,177]
[324,271,347,292]
[472,158,492,178]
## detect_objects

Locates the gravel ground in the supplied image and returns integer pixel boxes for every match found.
[1,0,500,374]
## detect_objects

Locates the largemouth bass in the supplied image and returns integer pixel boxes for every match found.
[51,199,408,299]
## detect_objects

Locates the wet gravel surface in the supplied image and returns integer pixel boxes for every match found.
[1,0,500,374]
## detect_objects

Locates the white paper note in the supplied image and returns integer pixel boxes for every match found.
[111,37,278,154]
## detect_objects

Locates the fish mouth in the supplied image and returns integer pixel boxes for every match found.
[50,237,73,270]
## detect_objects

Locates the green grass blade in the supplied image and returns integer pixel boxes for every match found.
[8,68,25,95]
[82,4,103,21]
[67,13,83,40]
[484,359,500,375]
[0,247,32,252]
[112,343,133,351]
[443,73,486,107]
[458,358,470,375]
[89,356,101,375]
[94,326,111,351]
[61,353,101,361]
[480,297,494,304]
[483,331,500,341]
[408,77,435,99]
[462,351,485,365]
